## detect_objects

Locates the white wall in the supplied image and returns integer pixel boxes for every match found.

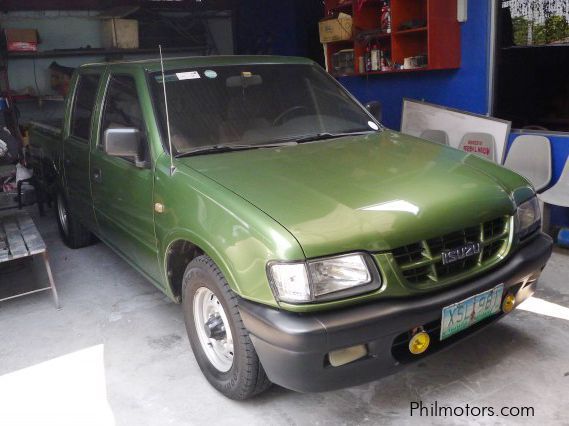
[1,11,107,95]
[1,10,234,96]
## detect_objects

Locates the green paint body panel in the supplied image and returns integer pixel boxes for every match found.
[29,56,534,314]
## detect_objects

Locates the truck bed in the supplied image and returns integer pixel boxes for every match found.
[28,120,62,161]
[28,120,63,197]
[29,120,62,138]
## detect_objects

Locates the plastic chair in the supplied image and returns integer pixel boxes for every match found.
[539,159,569,207]
[420,129,449,145]
[504,135,552,192]
[458,132,497,162]
[538,157,569,233]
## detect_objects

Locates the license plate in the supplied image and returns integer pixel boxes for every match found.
[440,284,504,341]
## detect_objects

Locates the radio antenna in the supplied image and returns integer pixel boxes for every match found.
[159,45,175,175]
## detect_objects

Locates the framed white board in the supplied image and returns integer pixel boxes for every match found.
[401,99,512,164]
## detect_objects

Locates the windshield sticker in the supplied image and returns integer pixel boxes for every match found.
[155,74,178,83]
[176,71,201,80]
[368,121,380,131]
[204,70,217,79]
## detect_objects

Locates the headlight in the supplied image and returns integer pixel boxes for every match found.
[267,253,380,304]
[516,196,541,239]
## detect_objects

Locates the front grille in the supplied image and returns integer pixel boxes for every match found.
[392,216,511,286]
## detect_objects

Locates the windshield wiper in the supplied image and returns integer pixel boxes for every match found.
[175,141,298,158]
[294,130,376,144]
[175,131,376,158]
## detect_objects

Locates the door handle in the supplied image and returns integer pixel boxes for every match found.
[92,168,103,184]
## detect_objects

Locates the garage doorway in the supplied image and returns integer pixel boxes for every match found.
[493,0,569,132]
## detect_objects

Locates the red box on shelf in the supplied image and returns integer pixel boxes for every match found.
[4,29,39,52]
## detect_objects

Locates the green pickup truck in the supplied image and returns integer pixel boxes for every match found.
[29,55,552,400]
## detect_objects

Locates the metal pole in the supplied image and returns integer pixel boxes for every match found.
[43,251,61,310]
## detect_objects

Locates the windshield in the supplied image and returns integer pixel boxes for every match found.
[149,64,380,154]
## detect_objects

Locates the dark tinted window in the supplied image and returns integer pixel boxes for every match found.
[495,1,569,130]
[150,64,378,154]
[70,74,101,141]
[101,75,147,162]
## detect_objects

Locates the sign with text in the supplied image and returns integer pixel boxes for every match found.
[401,99,511,164]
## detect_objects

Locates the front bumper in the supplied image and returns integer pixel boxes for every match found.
[239,233,553,393]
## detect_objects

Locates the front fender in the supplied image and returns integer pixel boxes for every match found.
[160,227,244,298]
[154,156,305,308]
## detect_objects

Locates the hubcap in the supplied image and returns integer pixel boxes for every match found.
[193,287,234,372]
[203,314,226,340]
[57,194,69,236]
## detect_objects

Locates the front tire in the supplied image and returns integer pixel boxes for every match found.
[182,255,271,400]
[55,192,93,249]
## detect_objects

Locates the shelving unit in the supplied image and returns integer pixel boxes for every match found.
[6,45,210,60]
[323,0,461,77]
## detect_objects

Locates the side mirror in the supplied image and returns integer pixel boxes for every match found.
[103,128,144,167]
[365,100,382,122]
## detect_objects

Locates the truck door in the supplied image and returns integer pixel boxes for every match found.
[63,72,101,231]
[90,72,161,284]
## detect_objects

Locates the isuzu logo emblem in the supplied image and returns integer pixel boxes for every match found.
[441,242,481,265]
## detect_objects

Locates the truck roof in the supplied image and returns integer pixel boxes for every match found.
[79,55,315,73]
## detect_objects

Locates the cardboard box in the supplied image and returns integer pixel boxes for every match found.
[102,19,139,49]
[319,13,352,44]
[4,28,39,52]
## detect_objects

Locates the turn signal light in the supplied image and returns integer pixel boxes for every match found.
[409,331,430,355]
[502,293,516,313]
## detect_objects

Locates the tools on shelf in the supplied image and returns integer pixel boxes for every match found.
[320,0,460,77]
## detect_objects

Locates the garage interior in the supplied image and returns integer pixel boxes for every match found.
[1,1,569,425]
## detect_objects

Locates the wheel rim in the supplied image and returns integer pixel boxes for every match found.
[57,194,69,236]
[193,287,234,372]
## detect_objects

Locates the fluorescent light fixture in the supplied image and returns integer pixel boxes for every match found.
[457,0,468,22]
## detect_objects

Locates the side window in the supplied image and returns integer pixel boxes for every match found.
[100,75,147,162]
[70,74,101,141]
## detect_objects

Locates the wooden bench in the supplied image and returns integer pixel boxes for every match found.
[0,212,60,308]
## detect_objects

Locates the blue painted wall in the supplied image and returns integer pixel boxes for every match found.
[236,0,298,56]
[338,0,491,130]
[235,0,324,62]
[235,0,491,130]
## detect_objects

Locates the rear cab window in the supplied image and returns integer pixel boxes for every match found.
[70,73,101,141]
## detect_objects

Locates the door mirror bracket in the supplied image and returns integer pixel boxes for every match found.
[364,100,382,122]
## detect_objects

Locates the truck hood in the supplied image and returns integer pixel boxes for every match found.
[181,131,525,258]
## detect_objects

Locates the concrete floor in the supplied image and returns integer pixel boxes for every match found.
[1,209,568,426]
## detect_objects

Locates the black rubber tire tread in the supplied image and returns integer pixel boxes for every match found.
[182,255,271,400]
[55,192,93,249]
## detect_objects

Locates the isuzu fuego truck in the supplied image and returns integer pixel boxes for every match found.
[29,56,552,399]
